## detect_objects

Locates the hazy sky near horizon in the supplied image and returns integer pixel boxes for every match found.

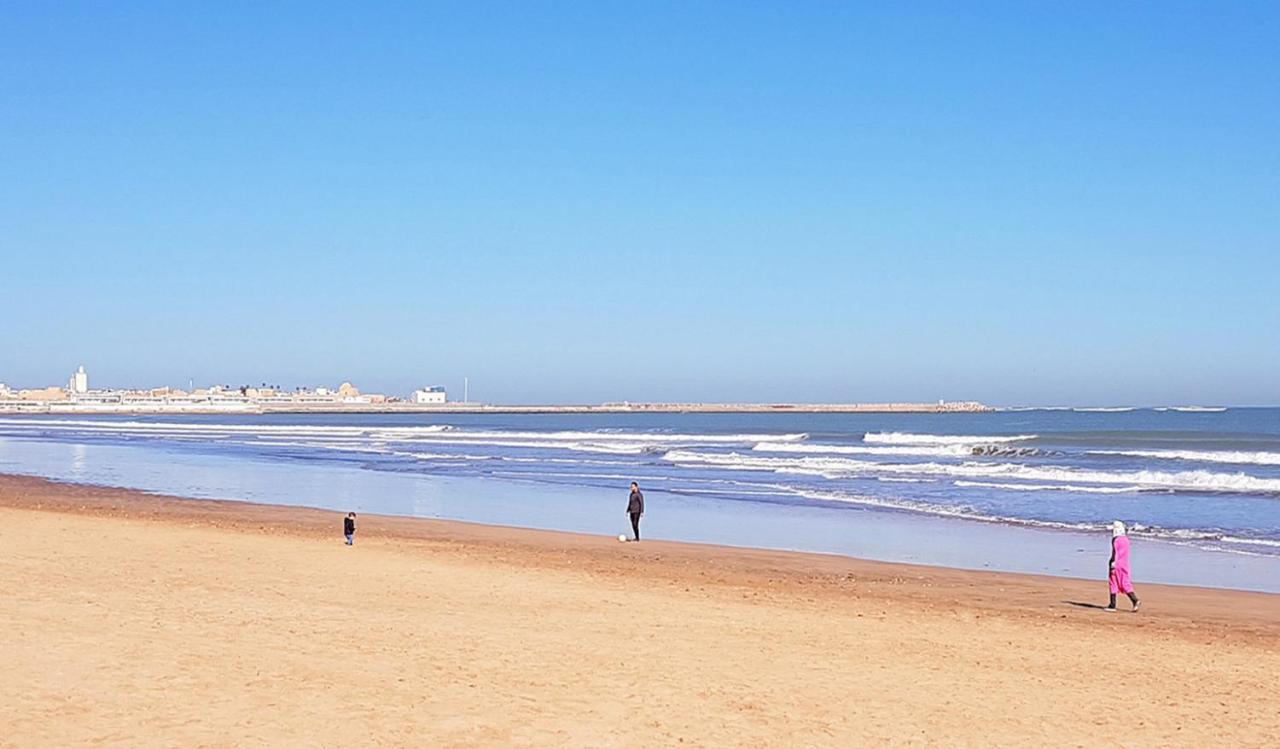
[2,3,1277,405]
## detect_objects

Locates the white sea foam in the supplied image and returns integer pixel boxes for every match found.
[754,441,1046,459]
[778,487,1110,532]
[1169,406,1228,413]
[249,440,384,451]
[1128,525,1280,551]
[666,487,789,497]
[0,419,805,448]
[1212,535,1280,549]
[754,441,975,458]
[662,450,1280,494]
[390,429,809,445]
[400,438,659,454]
[761,486,1280,553]
[1072,407,1136,413]
[396,451,497,462]
[491,470,649,482]
[953,480,1148,495]
[1090,449,1280,467]
[785,488,992,518]
[777,486,1280,552]
[500,456,631,466]
[0,419,815,458]
[225,439,646,462]
[861,432,1036,446]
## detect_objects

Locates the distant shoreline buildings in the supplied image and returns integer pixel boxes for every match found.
[411,386,448,405]
[0,366,990,414]
[0,365,449,413]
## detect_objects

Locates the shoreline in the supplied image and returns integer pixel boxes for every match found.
[5,473,1279,746]
[4,473,1278,634]
[6,436,1280,593]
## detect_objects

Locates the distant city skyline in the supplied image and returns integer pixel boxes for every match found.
[0,363,455,411]
[0,363,1266,408]
[1,364,443,401]
[2,4,1277,405]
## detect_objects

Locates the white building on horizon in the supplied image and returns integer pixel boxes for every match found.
[411,386,447,405]
[69,365,88,394]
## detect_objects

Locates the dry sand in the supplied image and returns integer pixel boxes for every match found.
[2,474,1278,748]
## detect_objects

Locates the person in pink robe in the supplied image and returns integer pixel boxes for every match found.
[1107,521,1141,612]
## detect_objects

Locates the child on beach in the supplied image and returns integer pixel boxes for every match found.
[344,512,356,546]
[626,482,644,541]
[1107,521,1140,612]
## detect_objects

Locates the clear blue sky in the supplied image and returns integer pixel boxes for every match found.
[2,3,1277,405]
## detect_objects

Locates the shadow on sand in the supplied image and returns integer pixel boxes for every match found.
[1063,600,1110,611]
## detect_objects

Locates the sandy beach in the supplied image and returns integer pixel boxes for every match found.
[2,474,1278,747]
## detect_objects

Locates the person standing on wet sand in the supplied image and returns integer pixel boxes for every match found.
[626,482,644,541]
[344,512,356,546]
[1107,520,1140,612]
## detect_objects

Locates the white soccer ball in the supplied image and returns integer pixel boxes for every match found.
[618,534,629,542]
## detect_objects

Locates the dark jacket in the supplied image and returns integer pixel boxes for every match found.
[627,490,644,515]
[344,517,356,535]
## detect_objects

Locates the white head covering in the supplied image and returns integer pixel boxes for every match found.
[1111,520,1126,538]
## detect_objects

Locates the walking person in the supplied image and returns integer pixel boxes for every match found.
[344,512,357,546]
[626,482,644,542]
[1106,520,1140,612]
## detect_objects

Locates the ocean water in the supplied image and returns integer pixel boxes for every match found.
[2,409,1279,590]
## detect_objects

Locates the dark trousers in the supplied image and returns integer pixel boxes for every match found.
[629,512,641,540]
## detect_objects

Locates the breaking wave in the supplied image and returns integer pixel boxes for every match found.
[662,450,1280,494]
[1090,449,1280,467]
[861,432,1036,446]
[753,441,1047,459]
[953,480,1149,495]
[756,441,972,458]
[0,419,810,456]
[734,485,1280,553]
[5,413,1278,560]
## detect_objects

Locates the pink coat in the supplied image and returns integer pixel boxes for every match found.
[1109,535,1134,594]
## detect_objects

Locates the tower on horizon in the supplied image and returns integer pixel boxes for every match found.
[69,365,88,394]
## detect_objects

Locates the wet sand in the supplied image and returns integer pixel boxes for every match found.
[2,474,1278,747]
